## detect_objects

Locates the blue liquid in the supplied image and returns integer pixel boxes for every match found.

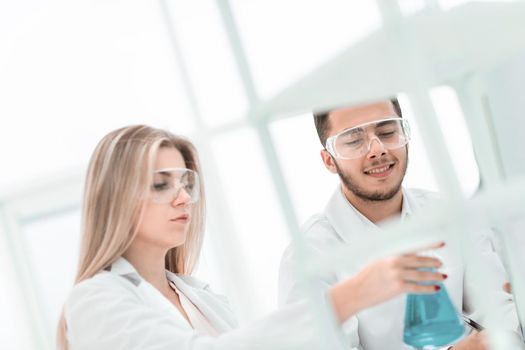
[403,270,465,348]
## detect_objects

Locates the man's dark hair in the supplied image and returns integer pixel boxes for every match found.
[313,98,403,147]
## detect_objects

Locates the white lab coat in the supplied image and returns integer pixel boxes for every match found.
[65,257,344,350]
[279,187,519,350]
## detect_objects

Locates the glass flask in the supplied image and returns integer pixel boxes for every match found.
[403,268,465,349]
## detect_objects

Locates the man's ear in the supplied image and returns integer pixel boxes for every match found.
[320,149,338,174]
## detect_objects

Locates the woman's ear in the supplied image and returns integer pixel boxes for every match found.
[320,149,338,174]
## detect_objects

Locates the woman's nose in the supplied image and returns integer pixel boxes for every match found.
[171,187,191,207]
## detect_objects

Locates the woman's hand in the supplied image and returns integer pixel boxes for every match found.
[330,241,446,323]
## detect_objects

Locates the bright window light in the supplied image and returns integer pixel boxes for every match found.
[430,86,480,196]
[165,0,248,127]
[0,227,35,350]
[230,0,382,99]
[270,113,339,224]
[21,209,81,335]
[210,128,289,319]
[0,0,194,192]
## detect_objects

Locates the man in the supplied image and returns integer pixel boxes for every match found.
[278,99,519,350]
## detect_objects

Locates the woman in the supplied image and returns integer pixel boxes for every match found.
[57,125,445,350]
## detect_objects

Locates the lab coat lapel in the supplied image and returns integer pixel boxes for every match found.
[140,282,195,329]
[167,272,236,333]
[109,257,194,330]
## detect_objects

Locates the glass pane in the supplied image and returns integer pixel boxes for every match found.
[231,0,382,99]
[438,0,488,11]
[165,0,248,127]
[398,88,479,196]
[0,0,194,191]
[397,94,440,193]
[429,86,480,196]
[0,228,35,349]
[485,48,525,180]
[498,217,525,339]
[270,113,339,224]
[193,228,227,296]
[210,128,289,318]
[399,0,427,15]
[21,209,81,335]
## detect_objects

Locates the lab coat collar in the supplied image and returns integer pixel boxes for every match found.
[109,256,235,333]
[400,188,413,221]
[109,255,137,274]
[167,271,236,332]
[109,256,142,285]
[324,186,412,244]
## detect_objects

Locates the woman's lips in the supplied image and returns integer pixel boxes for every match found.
[171,214,189,222]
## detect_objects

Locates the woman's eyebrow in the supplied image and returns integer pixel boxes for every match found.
[155,171,172,177]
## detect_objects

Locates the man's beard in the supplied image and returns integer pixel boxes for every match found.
[334,152,408,202]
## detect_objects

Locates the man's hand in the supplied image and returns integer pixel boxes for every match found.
[449,331,489,350]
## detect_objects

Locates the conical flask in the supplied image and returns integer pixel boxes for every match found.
[403,268,465,349]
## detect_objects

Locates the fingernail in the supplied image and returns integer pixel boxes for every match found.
[434,285,441,291]
[442,274,448,279]
[440,242,446,247]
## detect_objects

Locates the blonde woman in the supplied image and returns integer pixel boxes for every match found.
[58,125,446,350]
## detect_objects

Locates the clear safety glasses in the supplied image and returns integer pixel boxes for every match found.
[148,168,200,204]
[325,117,410,160]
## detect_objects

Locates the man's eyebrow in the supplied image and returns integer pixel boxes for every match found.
[375,120,397,128]
[155,171,172,177]
[345,126,365,134]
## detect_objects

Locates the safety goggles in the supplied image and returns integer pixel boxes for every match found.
[149,168,200,204]
[325,117,410,160]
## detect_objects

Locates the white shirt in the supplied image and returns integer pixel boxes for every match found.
[279,187,519,350]
[65,257,343,350]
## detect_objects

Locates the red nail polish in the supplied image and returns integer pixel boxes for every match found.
[442,274,448,279]
[435,285,441,291]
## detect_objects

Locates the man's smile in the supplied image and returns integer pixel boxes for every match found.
[364,162,395,178]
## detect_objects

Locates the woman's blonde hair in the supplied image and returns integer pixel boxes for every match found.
[56,125,205,349]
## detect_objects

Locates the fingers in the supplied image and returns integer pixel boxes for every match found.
[404,241,445,254]
[503,282,512,293]
[404,282,441,294]
[402,270,447,283]
[397,255,442,269]
[398,266,446,294]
